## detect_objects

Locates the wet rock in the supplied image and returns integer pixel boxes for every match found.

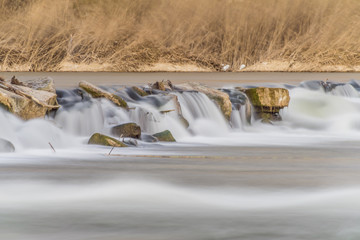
[245,87,290,122]
[111,123,141,139]
[153,130,176,142]
[0,81,59,120]
[88,133,127,147]
[176,82,232,120]
[151,81,166,91]
[141,133,159,142]
[132,86,148,97]
[222,88,251,124]
[0,138,15,152]
[79,81,128,108]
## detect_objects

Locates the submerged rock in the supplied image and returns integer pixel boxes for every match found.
[111,123,141,139]
[79,81,128,108]
[0,138,15,152]
[88,133,128,147]
[0,81,59,120]
[176,82,232,120]
[245,87,290,122]
[153,130,176,142]
[141,133,159,142]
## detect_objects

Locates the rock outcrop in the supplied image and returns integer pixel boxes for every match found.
[153,130,176,142]
[88,133,128,147]
[79,81,128,108]
[0,80,59,120]
[245,87,290,122]
[176,82,232,120]
[111,123,141,139]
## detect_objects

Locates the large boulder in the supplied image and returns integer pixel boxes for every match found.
[22,77,56,93]
[0,81,59,120]
[0,138,15,152]
[176,82,232,120]
[79,81,128,108]
[88,133,128,147]
[110,123,141,139]
[245,87,290,122]
[153,130,176,142]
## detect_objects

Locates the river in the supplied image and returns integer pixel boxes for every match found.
[1,72,360,240]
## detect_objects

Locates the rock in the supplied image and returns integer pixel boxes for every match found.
[11,76,24,86]
[0,138,15,152]
[132,86,148,97]
[0,82,59,120]
[88,133,127,147]
[151,81,166,91]
[23,76,56,93]
[176,82,232,120]
[141,133,159,142]
[79,81,128,108]
[222,88,252,124]
[153,130,176,142]
[245,87,290,122]
[111,123,141,139]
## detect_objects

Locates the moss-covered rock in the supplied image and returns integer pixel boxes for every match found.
[153,130,176,142]
[111,123,141,139]
[79,81,128,108]
[88,133,128,147]
[132,86,148,96]
[245,87,290,110]
[245,87,290,122]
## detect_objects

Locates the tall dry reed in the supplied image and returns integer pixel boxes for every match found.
[0,0,359,71]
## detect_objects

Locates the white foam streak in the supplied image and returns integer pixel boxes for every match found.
[1,179,360,212]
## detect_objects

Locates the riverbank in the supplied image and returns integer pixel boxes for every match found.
[2,61,360,73]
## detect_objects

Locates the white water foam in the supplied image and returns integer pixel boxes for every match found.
[1,179,360,212]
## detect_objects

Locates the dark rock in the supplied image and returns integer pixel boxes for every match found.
[111,123,141,139]
[88,133,127,147]
[153,130,176,142]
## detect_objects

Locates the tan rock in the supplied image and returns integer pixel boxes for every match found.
[23,77,56,93]
[0,83,59,120]
[88,133,128,147]
[245,87,290,121]
[79,81,128,108]
[176,82,232,120]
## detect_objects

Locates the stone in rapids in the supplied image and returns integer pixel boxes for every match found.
[245,87,290,122]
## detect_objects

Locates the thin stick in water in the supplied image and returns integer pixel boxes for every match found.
[48,142,56,153]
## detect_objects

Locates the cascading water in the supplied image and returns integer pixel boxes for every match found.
[2,80,360,151]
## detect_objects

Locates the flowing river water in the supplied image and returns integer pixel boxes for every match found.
[1,72,360,240]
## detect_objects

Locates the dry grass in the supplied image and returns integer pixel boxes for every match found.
[0,0,359,72]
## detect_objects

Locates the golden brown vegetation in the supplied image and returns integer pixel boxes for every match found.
[0,0,359,71]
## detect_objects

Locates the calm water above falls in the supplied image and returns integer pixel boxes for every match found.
[1,75,360,240]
